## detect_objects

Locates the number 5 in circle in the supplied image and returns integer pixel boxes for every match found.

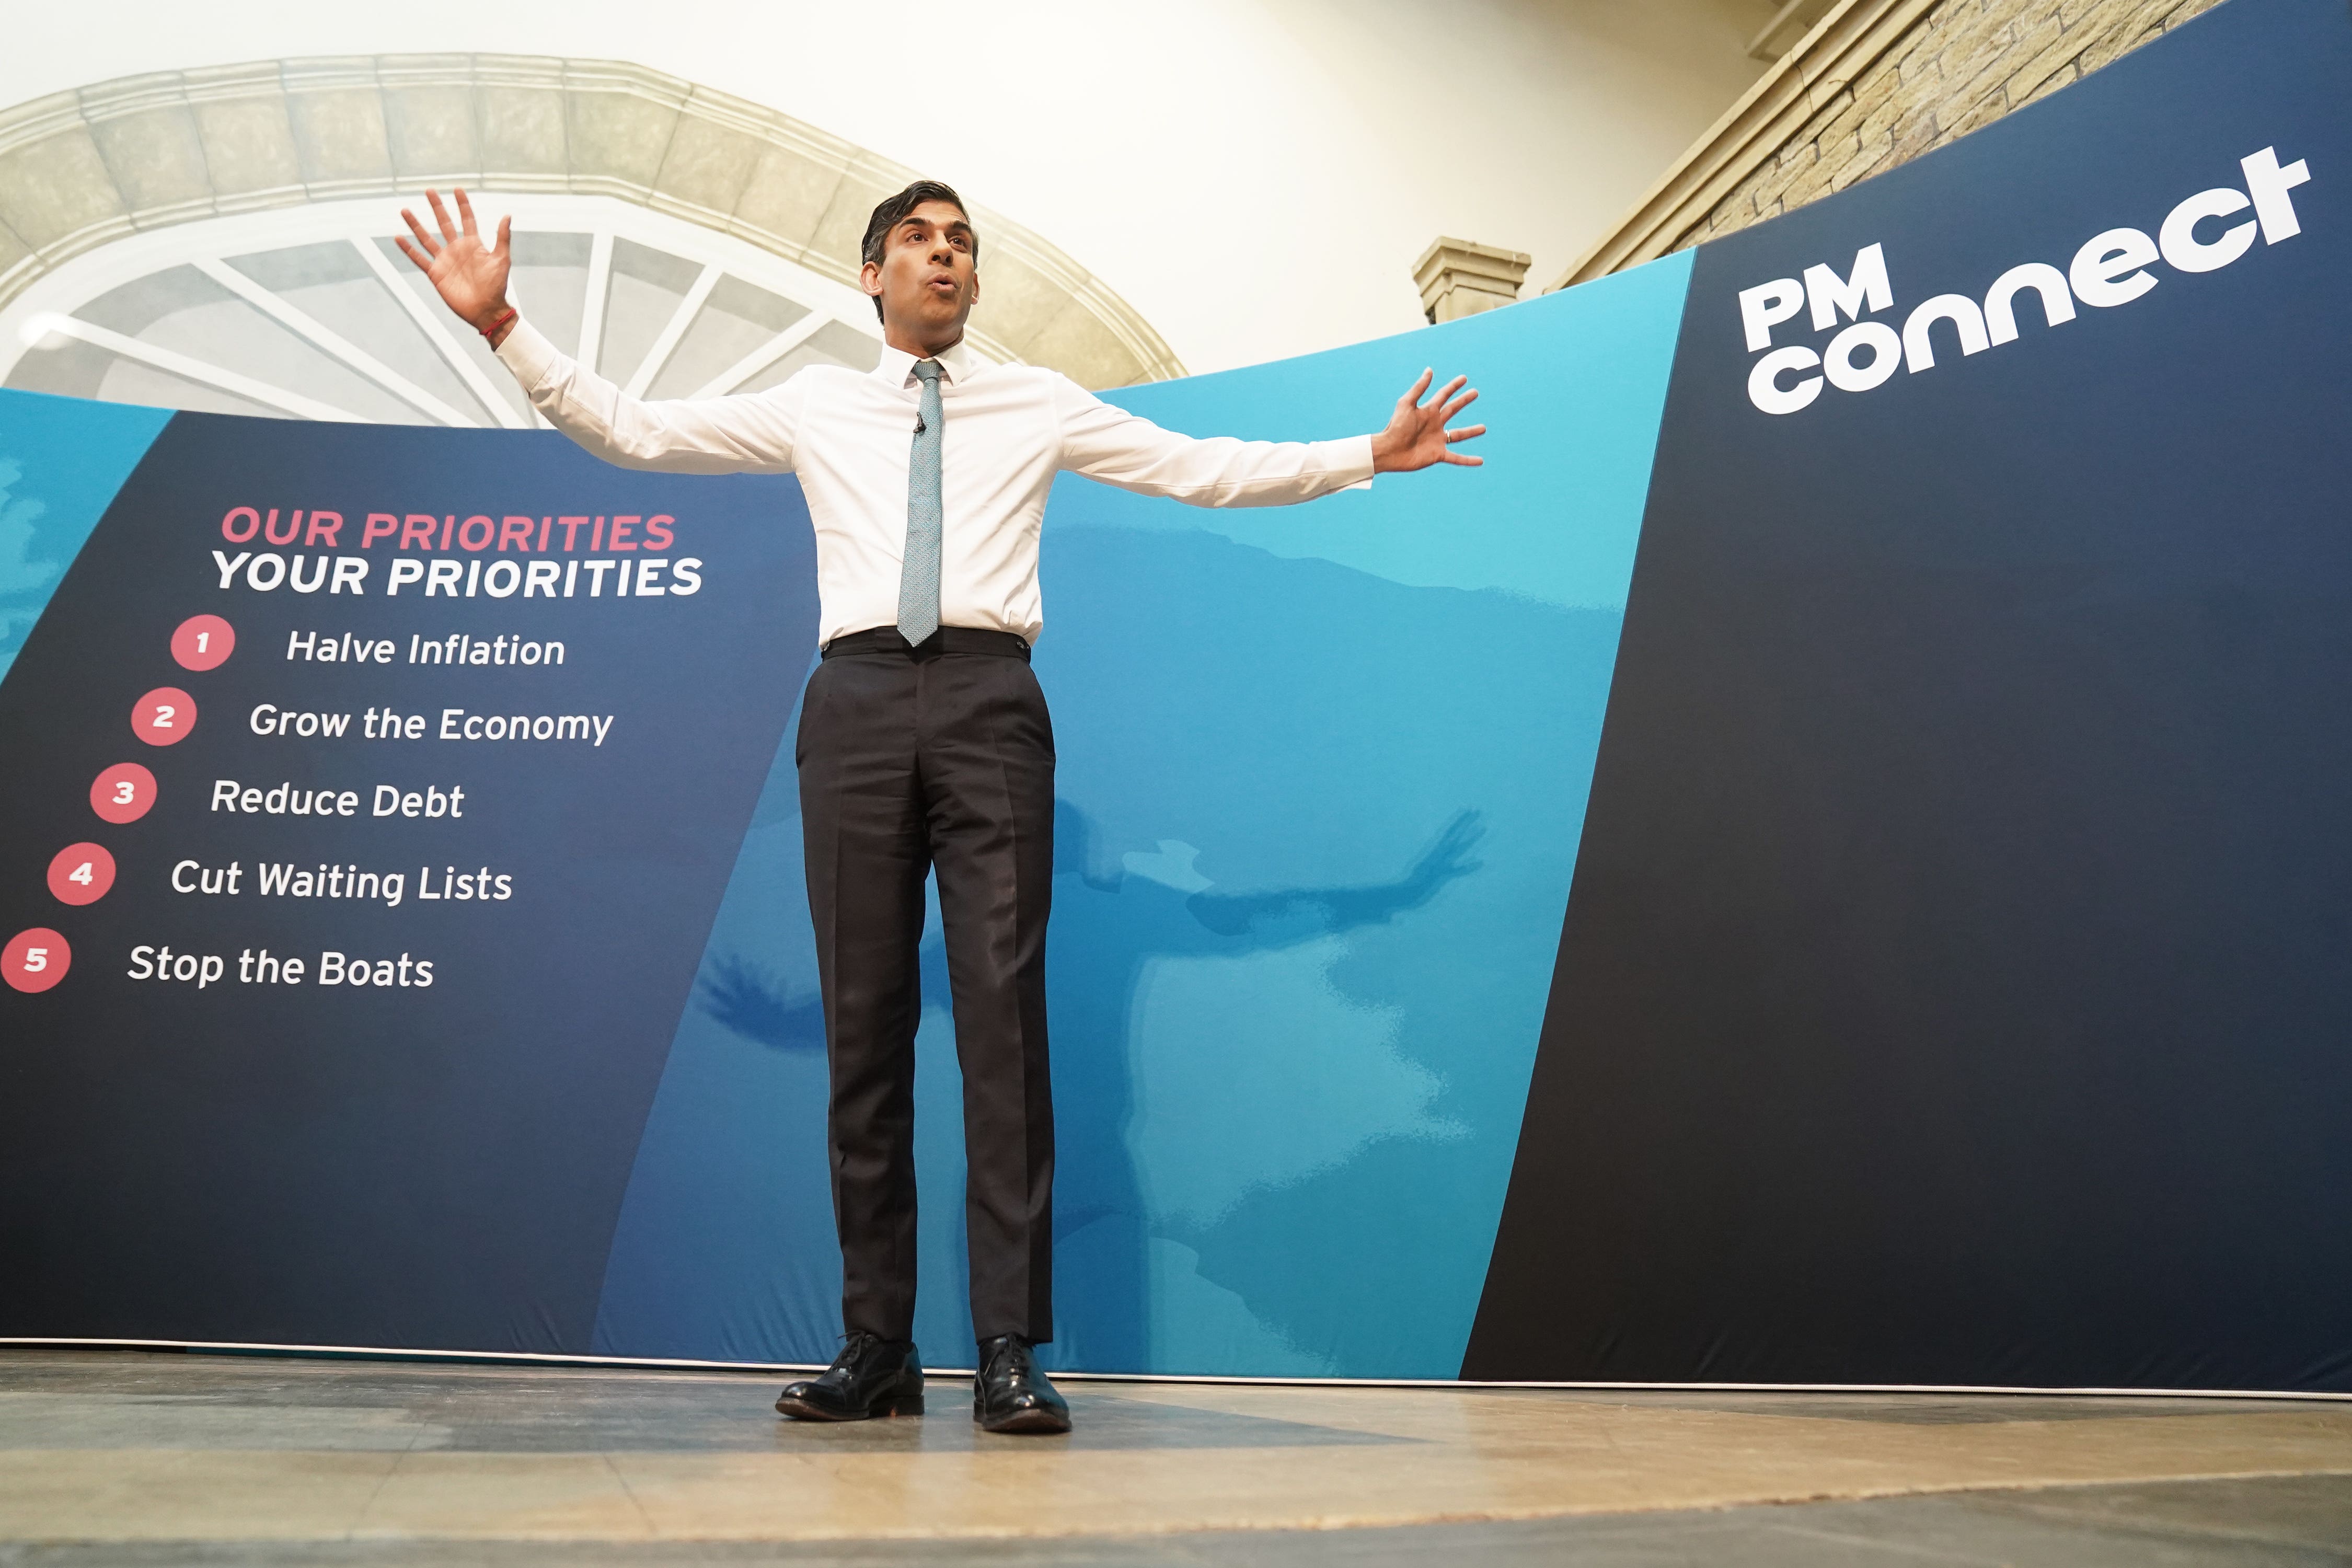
[3,928,71,993]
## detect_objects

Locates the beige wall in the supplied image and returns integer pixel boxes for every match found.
[1561,0,2229,285]
[0,1,1778,374]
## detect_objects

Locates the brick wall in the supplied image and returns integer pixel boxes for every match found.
[1678,0,2226,252]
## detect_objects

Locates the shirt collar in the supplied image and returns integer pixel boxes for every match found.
[873,337,980,391]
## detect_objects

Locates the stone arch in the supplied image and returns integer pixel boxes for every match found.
[0,55,1182,389]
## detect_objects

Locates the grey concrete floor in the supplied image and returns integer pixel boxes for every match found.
[2,1350,2347,1565]
[4,1478,2351,1566]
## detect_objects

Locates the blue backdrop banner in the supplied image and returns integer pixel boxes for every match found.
[2,0,2347,1391]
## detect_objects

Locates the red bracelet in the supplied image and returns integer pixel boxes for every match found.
[479,306,517,339]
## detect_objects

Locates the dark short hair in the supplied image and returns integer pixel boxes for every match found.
[860,180,978,322]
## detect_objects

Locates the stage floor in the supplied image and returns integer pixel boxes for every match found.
[2,1350,2348,1564]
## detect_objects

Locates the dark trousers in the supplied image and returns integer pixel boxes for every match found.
[795,632,1056,1345]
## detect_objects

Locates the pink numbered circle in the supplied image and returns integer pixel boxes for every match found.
[171,614,235,671]
[90,762,157,824]
[3,928,70,993]
[133,687,195,746]
[48,843,117,906]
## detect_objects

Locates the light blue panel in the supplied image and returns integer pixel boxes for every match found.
[1051,256,1695,613]
[0,388,172,686]
[594,252,1694,1376]
[1032,536,1624,1376]
[1033,257,1692,1376]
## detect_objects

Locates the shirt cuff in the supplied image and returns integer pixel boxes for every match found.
[1321,433,1376,492]
[492,316,562,391]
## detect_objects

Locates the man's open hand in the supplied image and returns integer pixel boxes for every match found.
[1370,369,1485,473]
[395,189,513,338]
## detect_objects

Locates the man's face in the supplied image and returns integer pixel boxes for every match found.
[862,200,980,344]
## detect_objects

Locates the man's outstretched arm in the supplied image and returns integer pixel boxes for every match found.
[395,187,800,474]
[1055,366,1485,507]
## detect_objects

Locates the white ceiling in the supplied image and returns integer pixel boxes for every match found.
[1,0,1776,373]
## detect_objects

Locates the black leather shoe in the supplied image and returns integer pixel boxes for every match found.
[775,1332,924,1421]
[973,1333,1071,1434]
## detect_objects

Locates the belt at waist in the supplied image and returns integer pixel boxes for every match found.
[821,626,1032,662]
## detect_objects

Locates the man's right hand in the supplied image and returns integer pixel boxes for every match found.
[396,188,515,344]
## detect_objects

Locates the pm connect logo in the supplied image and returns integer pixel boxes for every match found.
[1740,147,2311,416]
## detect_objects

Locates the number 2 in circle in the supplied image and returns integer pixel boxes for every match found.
[133,688,195,746]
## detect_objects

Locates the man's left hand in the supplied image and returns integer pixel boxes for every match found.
[1370,370,1486,473]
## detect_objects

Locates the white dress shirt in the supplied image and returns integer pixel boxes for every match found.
[493,321,1377,645]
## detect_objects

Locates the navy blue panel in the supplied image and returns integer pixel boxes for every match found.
[1468,0,2352,1389]
[0,412,812,1353]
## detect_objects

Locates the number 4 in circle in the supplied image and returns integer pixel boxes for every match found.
[49,844,117,906]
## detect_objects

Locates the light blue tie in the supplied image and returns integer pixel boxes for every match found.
[898,359,944,646]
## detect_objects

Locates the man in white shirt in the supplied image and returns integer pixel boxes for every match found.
[399,181,1483,1433]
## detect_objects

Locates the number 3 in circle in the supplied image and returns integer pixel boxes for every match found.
[90,762,157,823]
